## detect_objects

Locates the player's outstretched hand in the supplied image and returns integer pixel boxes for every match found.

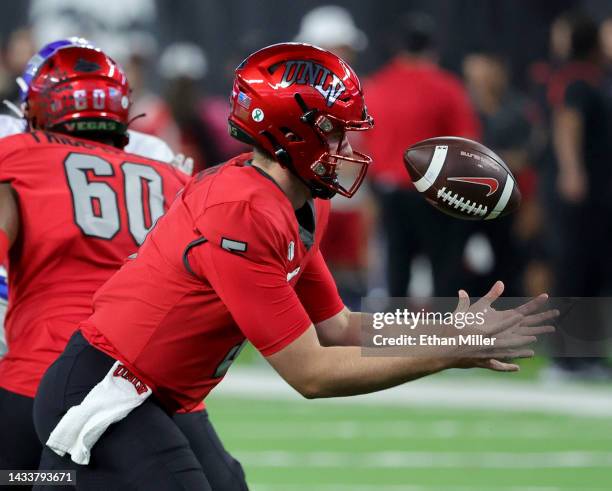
[452,281,558,372]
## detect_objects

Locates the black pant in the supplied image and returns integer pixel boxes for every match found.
[0,390,247,491]
[551,200,612,365]
[375,187,469,297]
[174,411,247,491]
[32,332,247,490]
[0,388,43,491]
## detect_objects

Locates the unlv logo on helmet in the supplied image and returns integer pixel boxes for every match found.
[277,60,346,107]
[228,43,373,199]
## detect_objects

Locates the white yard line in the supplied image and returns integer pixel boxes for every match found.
[213,368,612,418]
[218,420,611,440]
[237,450,612,469]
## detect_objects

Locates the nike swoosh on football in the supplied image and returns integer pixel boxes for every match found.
[287,267,301,281]
[447,177,499,196]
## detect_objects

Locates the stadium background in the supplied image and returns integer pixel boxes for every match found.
[1,1,612,490]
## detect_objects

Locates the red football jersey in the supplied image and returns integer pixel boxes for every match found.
[0,131,187,397]
[81,153,344,412]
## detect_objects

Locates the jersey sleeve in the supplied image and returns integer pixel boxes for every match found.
[189,201,312,356]
[295,250,344,323]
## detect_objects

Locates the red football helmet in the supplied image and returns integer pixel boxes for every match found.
[228,43,373,199]
[25,45,131,147]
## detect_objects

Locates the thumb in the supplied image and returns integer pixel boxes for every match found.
[455,289,470,313]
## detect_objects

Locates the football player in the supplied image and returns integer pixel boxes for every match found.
[0,44,247,491]
[0,43,189,474]
[0,38,188,361]
[32,43,555,490]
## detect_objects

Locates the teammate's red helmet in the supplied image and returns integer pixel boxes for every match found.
[25,46,130,145]
[228,43,373,199]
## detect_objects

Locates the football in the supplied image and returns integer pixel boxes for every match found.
[403,136,521,220]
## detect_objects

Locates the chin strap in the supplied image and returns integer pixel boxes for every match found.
[127,113,146,126]
[273,144,336,200]
[309,181,336,199]
[291,94,337,200]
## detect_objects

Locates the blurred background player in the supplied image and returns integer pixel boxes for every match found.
[363,12,481,298]
[294,4,367,64]
[462,51,537,297]
[0,45,248,491]
[121,35,183,152]
[547,12,612,379]
[0,27,36,110]
[158,42,246,172]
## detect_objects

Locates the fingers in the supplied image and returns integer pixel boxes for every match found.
[490,349,535,359]
[469,348,535,359]
[475,281,505,309]
[491,335,537,349]
[515,293,549,316]
[481,359,520,372]
[521,309,560,327]
[513,324,556,336]
[455,289,470,313]
[487,312,524,335]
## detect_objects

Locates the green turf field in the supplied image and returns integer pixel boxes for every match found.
[206,393,612,491]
